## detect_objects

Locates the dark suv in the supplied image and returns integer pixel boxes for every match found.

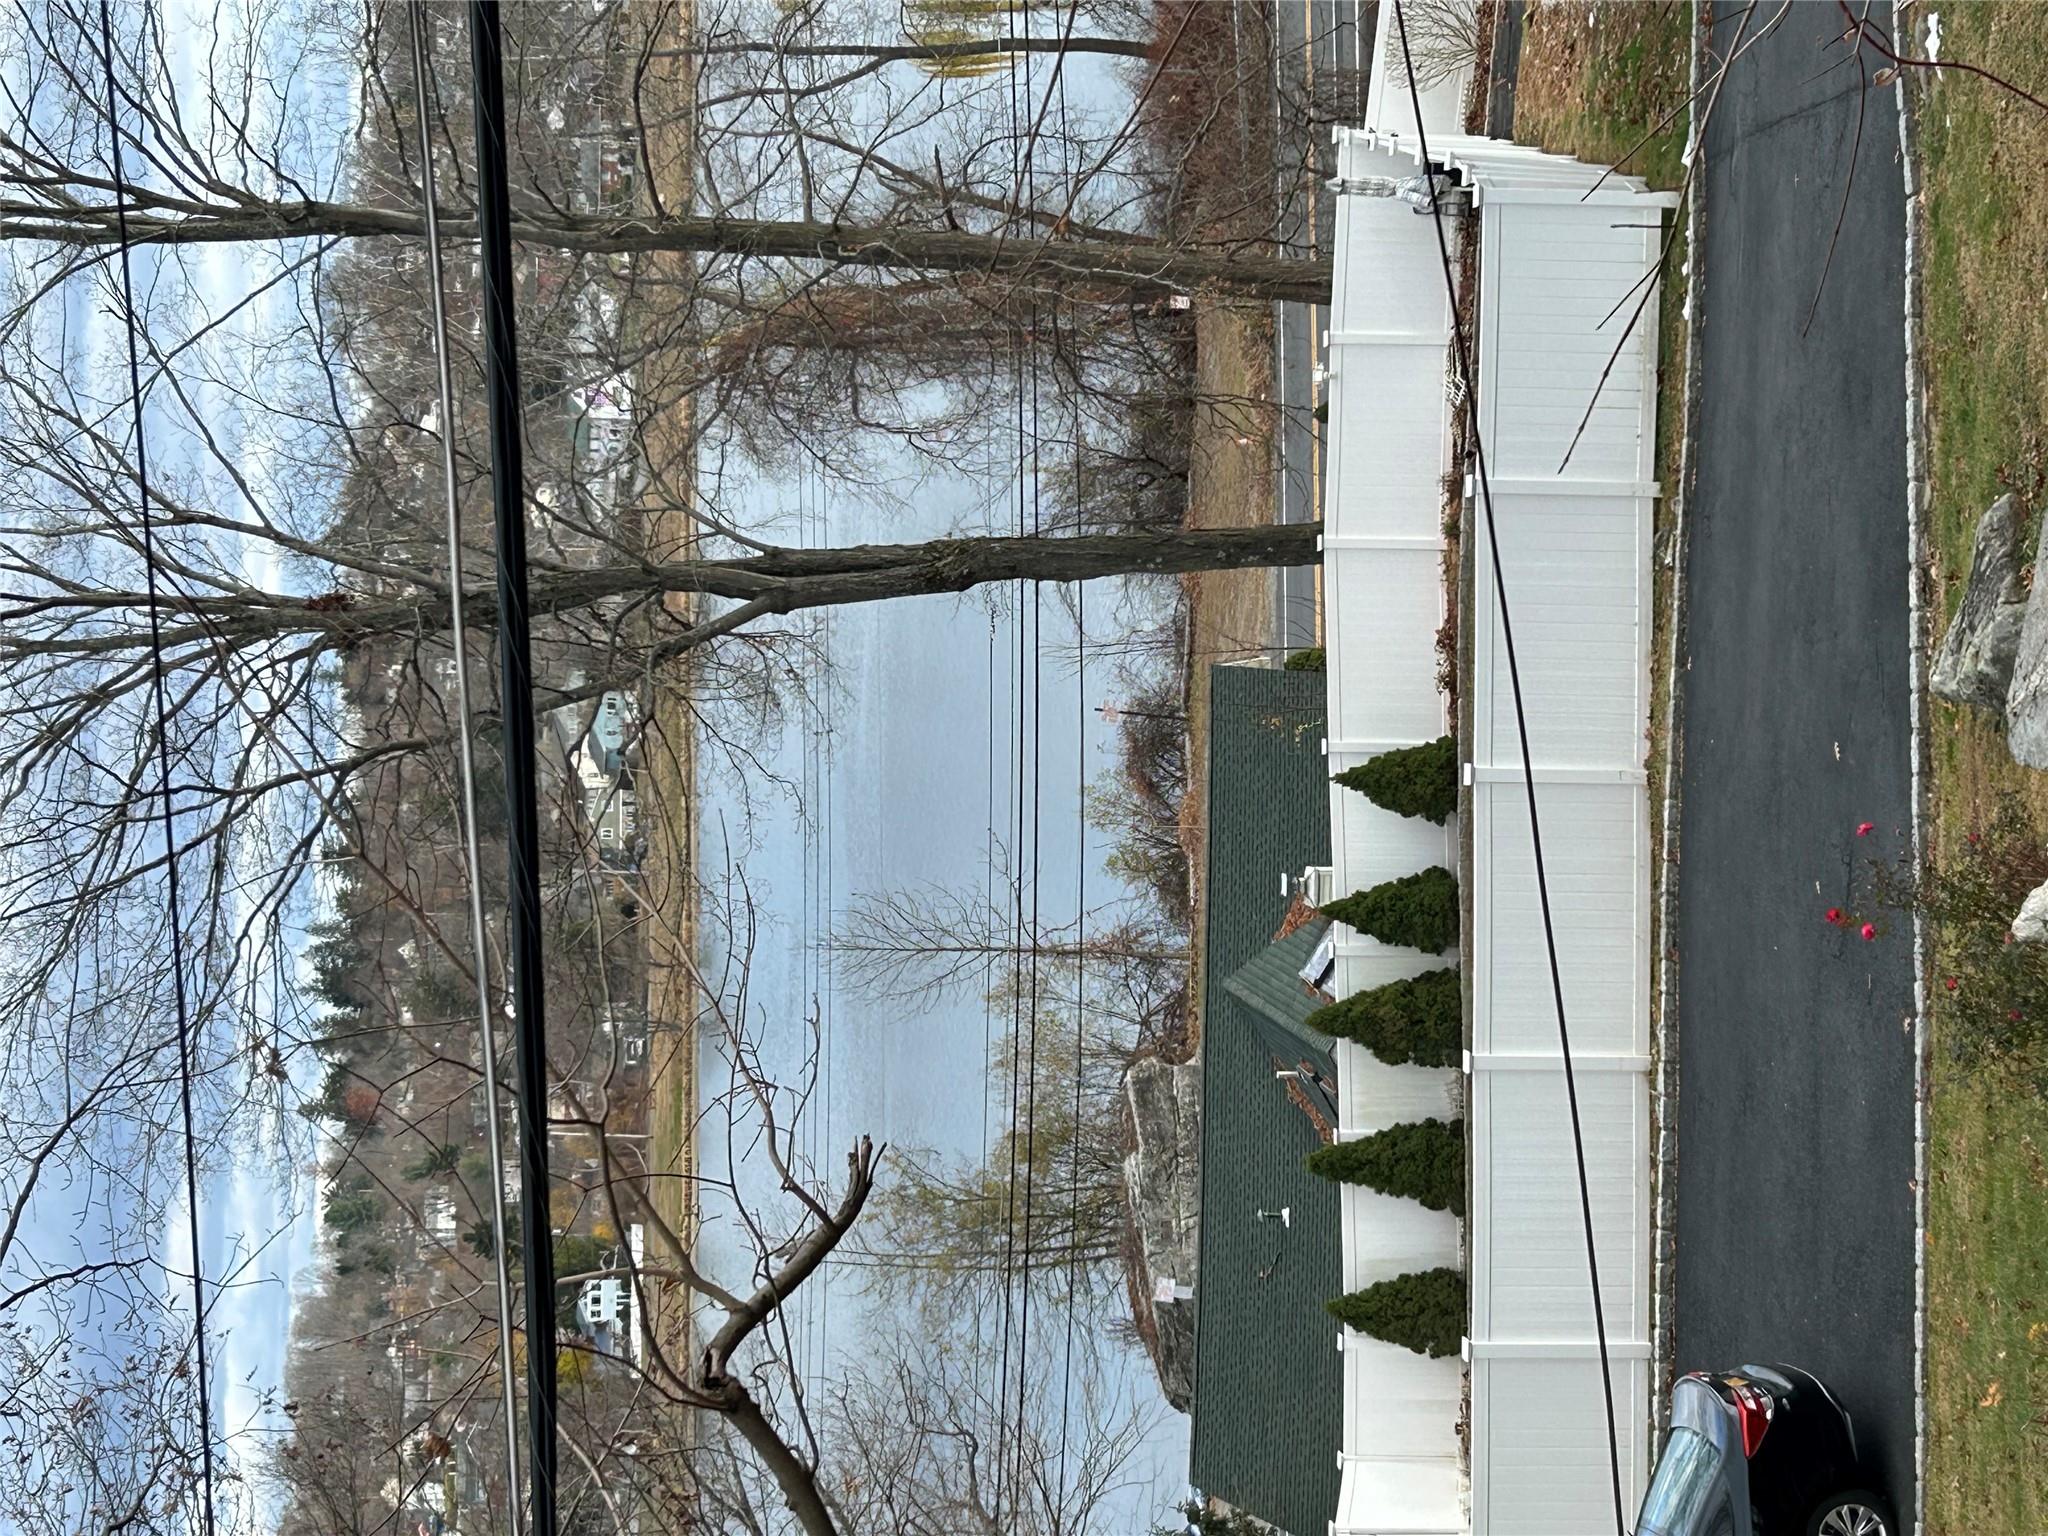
[1636,1366,1894,1536]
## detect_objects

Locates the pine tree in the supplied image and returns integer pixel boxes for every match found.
[402,1143,465,1182]
[1332,735,1458,824]
[1303,967,1462,1067]
[1305,1119,1465,1214]
[1326,1267,1467,1358]
[1322,867,1459,954]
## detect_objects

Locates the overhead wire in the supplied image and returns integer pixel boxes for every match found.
[994,5,1031,1522]
[1051,4,1084,1510]
[818,381,838,1404]
[1009,3,1059,1518]
[463,3,559,1529]
[1390,5,1627,1531]
[992,489,1025,1518]
[93,6,219,1529]
[405,1,526,1523]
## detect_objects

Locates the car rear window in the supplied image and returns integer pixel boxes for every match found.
[1637,1427,1724,1536]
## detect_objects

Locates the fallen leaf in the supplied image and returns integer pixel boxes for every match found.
[1980,1380,2003,1408]
[2028,1322,2046,1344]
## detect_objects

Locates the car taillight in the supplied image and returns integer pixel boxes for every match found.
[1729,1381,1774,1457]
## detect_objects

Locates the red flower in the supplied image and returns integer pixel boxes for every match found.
[1860,923,1877,941]
[1968,832,1981,845]
[1825,907,1844,925]
[2011,1010,2024,1022]
[1945,976,1959,991]
[1856,822,1876,837]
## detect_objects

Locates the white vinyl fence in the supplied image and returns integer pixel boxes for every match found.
[1322,126,1467,1536]
[1323,116,1675,1535]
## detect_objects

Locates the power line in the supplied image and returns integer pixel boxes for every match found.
[464,3,558,1530]
[995,9,1030,1523]
[1052,12,1085,1512]
[1013,6,1049,1515]
[92,7,219,1531]
[1389,6,1626,1531]
[405,1,525,1523]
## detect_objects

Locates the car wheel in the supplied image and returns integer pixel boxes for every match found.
[1807,1491,1894,1536]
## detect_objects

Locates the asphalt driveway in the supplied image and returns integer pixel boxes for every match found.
[1676,0,1916,1522]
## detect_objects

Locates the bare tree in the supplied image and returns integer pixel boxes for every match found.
[829,883,1185,1007]
[688,1321,1157,1536]
[0,2,1309,1530]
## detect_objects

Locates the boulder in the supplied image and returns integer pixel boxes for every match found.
[2013,879,2048,945]
[1999,499,2048,766]
[1932,494,2026,712]
[1121,1055,1201,1411]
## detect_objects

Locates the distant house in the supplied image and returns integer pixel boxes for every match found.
[576,1276,626,1332]
[589,689,634,764]
[422,1189,458,1246]
[600,1007,650,1068]
[1186,661,1341,1536]
[576,1273,643,1366]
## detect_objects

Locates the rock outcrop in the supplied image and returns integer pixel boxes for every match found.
[1932,494,2026,712]
[2012,880,2048,946]
[1121,1055,1201,1411]
[1998,498,2048,767]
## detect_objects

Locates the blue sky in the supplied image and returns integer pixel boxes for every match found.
[693,430,1189,1524]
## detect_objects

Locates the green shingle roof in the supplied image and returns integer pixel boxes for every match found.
[1189,663,1339,1536]
[1221,918,1338,1099]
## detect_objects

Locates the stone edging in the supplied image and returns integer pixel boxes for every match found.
[1649,0,1713,1450]
[1890,7,1932,1534]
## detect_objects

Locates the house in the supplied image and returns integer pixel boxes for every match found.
[422,1189,458,1246]
[589,689,635,762]
[1185,661,1342,1536]
[576,1275,626,1332]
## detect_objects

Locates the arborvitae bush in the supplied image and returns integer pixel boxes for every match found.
[1322,867,1459,954]
[1305,1119,1465,1215]
[1284,646,1326,672]
[1304,967,1462,1067]
[1325,1267,1467,1358]
[1332,735,1458,824]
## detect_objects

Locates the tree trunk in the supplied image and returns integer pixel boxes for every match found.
[9,203,1334,304]
[641,521,1323,607]
[21,522,1321,655]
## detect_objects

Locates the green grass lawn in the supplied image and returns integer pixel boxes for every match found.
[1914,6,2048,1530]
[1514,1,1693,187]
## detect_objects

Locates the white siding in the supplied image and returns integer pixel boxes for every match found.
[1339,1337,1468,1535]
[1341,1185,1463,1293]
[1336,1040,1464,1141]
